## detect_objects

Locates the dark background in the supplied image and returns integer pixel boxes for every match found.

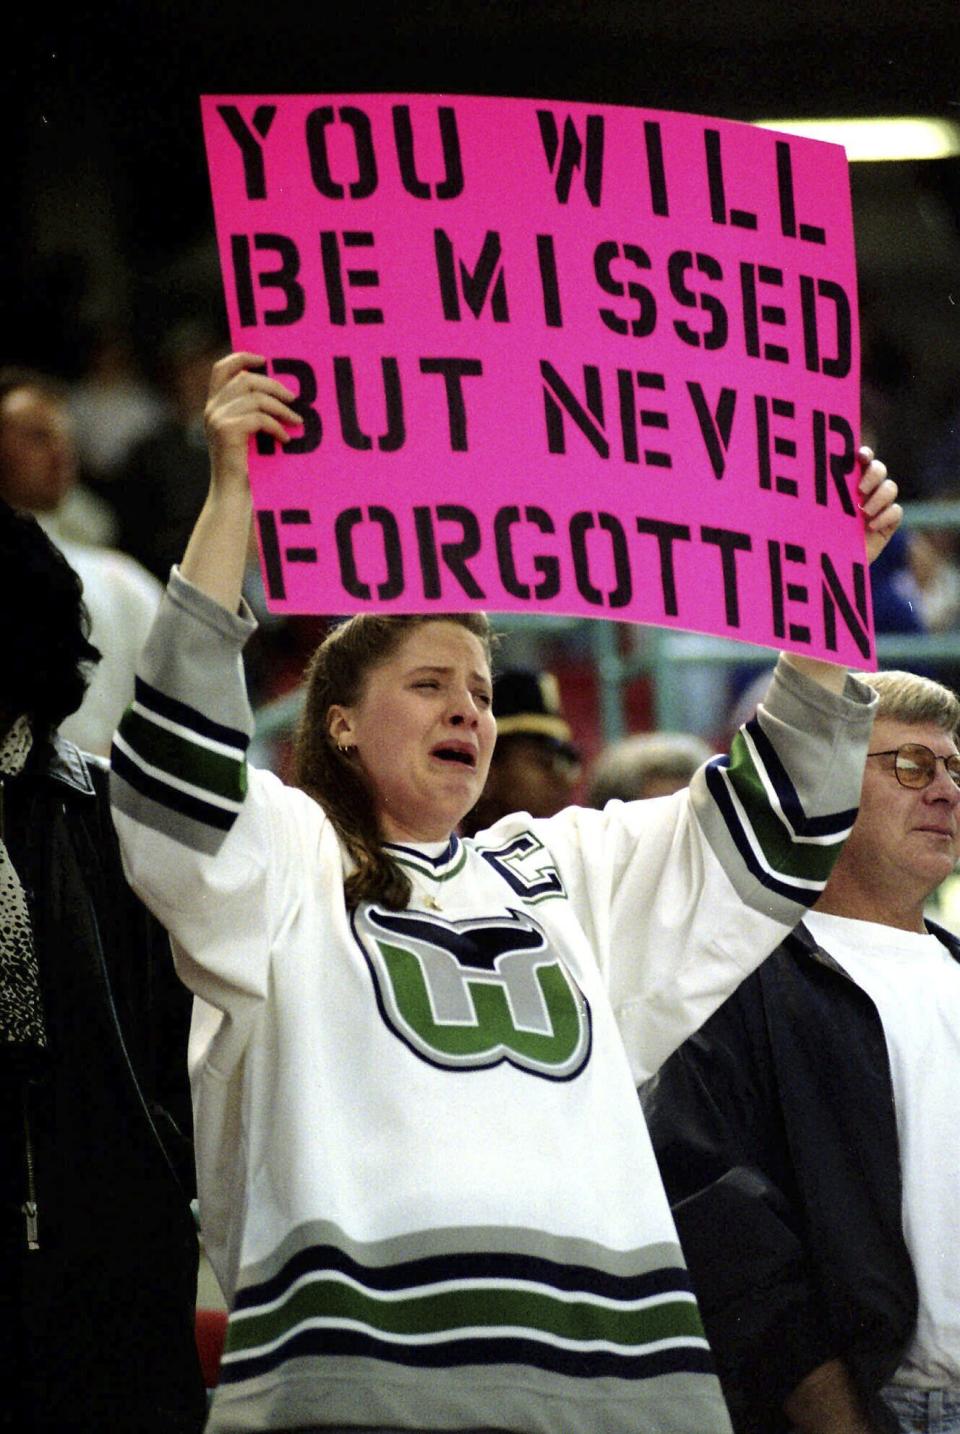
[6,0,960,484]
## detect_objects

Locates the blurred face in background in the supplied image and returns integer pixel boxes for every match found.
[0,386,76,513]
[481,734,580,822]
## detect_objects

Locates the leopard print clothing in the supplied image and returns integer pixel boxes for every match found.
[0,714,46,1051]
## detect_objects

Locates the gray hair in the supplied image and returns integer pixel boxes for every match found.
[587,731,714,807]
[860,670,960,738]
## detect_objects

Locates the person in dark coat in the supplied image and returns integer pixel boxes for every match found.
[0,500,206,1432]
[642,668,960,1434]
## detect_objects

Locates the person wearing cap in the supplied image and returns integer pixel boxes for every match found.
[460,667,581,836]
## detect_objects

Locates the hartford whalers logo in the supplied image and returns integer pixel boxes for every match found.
[354,906,591,1080]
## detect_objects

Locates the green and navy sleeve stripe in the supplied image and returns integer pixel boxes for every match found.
[111,674,249,853]
[704,713,856,910]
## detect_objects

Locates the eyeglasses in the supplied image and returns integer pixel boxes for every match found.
[867,743,960,790]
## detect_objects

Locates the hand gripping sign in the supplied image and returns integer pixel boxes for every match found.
[201,93,872,666]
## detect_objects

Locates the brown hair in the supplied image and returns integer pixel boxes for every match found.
[293,612,493,910]
[861,669,960,739]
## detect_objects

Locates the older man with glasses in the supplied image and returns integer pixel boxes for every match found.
[641,669,960,1434]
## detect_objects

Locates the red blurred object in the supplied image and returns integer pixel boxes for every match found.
[195,1307,228,1389]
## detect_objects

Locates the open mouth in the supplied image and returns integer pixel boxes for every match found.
[432,744,477,768]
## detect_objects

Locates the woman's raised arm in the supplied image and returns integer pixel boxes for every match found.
[180,352,300,612]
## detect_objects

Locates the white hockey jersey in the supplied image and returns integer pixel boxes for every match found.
[111,570,875,1433]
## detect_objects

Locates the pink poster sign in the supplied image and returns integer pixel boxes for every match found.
[201,93,871,665]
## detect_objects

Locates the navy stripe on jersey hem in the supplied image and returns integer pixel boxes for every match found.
[232,1245,694,1312]
[220,1328,715,1385]
[134,674,249,750]
[111,743,237,832]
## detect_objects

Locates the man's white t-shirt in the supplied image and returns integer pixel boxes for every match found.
[805,910,960,1389]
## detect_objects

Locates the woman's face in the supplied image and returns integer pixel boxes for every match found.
[328,621,496,844]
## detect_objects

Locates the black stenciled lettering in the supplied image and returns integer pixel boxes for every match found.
[634,519,692,616]
[335,506,404,600]
[341,232,382,326]
[536,234,564,328]
[821,555,871,658]
[493,506,561,600]
[230,236,257,328]
[704,129,757,230]
[618,370,638,464]
[800,276,851,378]
[433,230,509,322]
[594,242,657,338]
[635,372,671,468]
[306,106,378,199]
[418,358,483,451]
[813,412,857,515]
[414,506,441,598]
[540,362,608,458]
[281,509,316,564]
[753,396,798,496]
[687,382,737,479]
[392,104,464,200]
[570,512,631,608]
[701,526,752,627]
[231,234,305,327]
[643,121,669,216]
[768,540,811,643]
[668,251,728,350]
[256,508,319,597]
[740,263,788,363]
[776,141,826,245]
[333,356,405,452]
[536,110,604,206]
[256,510,286,600]
[217,104,277,201]
[254,359,322,456]
[319,232,383,326]
[428,506,485,598]
[768,539,785,638]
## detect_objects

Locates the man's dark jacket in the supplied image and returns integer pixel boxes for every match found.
[0,735,207,1432]
[640,919,960,1434]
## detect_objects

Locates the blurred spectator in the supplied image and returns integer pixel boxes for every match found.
[870,525,927,636]
[67,323,167,483]
[909,529,960,635]
[461,667,581,835]
[588,731,714,806]
[885,409,960,669]
[112,320,225,582]
[0,367,161,754]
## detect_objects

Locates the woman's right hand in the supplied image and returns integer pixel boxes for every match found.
[180,353,301,609]
[204,351,301,497]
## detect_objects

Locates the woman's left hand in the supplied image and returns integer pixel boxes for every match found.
[858,447,902,564]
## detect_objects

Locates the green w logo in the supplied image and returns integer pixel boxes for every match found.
[354,906,591,1080]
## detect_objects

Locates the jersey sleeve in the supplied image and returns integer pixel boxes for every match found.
[109,567,316,1026]
[524,656,876,1081]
